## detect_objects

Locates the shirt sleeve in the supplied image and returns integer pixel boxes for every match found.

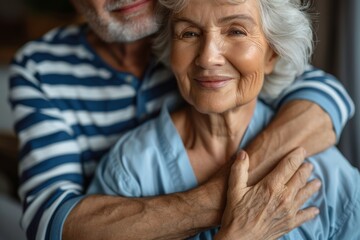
[86,139,141,198]
[268,65,355,139]
[9,53,84,240]
[86,152,122,196]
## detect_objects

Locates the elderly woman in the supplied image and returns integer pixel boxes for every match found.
[88,0,360,239]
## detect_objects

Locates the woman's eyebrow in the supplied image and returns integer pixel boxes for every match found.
[219,14,256,25]
[172,14,256,27]
[172,17,197,25]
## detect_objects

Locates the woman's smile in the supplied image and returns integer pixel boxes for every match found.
[194,76,234,89]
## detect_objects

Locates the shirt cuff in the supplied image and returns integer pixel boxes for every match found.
[49,196,84,240]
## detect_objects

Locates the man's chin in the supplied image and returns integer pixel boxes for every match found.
[109,29,158,43]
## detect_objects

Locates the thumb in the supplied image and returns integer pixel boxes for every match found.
[228,151,249,193]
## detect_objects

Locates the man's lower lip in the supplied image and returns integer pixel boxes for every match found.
[113,0,151,13]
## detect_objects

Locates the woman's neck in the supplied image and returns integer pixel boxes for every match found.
[172,99,257,183]
[87,30,152,79]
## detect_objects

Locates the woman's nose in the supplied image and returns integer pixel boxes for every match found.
[195,35,226,68]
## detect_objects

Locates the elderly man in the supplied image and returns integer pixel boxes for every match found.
[9,0,353,239]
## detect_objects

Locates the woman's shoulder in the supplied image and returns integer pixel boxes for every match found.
[110,107,176,160]
[308,147,360,187]
[99,107,187,196]
[287,147,360,239]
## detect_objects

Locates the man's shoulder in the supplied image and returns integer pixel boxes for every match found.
[12,24,90,64]
[33,24,85,45]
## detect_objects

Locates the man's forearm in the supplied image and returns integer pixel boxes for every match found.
[245,100,336,185]
[64,186,223,240]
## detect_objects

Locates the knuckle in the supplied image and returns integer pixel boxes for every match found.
[276,192,296,214]
[287,155,301,172]
[265,182,289,204]
[298,164,312,183]
[280,194,292,206]
[266,183,281,199]
[261,183,273,199]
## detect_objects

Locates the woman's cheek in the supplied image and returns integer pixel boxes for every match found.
[171,44,192,78]
[228,42,265,73]
[170,45,181,74]
[176,76,194,105]
[235,70,264,105]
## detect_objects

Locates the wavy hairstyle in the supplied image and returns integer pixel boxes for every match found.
[154,0,314,100]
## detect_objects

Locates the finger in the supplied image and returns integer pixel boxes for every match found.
[294,179,322,208]
[228,151,249,193]
[286,162,313,194]
[293,207,320,229]
[264,147,306,185]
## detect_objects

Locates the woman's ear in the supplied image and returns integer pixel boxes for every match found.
[264,49,278,74]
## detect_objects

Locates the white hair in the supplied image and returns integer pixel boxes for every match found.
[154,0,314,100]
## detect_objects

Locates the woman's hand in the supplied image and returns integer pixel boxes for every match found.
[215,148,321,240]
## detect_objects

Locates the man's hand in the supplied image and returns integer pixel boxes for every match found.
[246,100,335,185]
[215,148,321,240]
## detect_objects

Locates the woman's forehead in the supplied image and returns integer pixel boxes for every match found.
[173,0,260,24]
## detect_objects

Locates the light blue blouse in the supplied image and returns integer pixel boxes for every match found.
[88,101,360,239]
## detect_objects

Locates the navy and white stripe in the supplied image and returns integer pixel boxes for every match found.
[9,25,354,240]
[9,24,179,240]
[272,65,354,137]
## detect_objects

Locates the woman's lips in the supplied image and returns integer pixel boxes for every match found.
[112,0,152,14]
[194,77,233,89]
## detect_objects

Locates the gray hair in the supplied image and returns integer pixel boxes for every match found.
[154,0,314,100]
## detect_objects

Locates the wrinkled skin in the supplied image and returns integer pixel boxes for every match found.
[215,148,321,240]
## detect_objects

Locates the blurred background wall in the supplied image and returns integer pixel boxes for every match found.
[312,0,360,169]
[0,2,77,238]
[0,0,77,199]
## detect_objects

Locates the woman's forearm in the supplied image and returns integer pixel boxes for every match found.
[245,100,335,185]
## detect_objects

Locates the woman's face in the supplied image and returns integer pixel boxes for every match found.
[170,0,277,114]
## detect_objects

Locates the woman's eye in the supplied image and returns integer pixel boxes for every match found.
[229,29,246,36]
[181,31,199,38]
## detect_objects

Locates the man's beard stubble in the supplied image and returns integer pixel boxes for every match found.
[88,0,159,43]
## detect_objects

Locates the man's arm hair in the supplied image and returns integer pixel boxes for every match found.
[64,178,225,240]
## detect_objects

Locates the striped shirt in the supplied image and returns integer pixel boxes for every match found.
[8,24,354,240]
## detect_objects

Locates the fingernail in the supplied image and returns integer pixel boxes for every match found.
[239,151,246,160]
[314,208,320,215]
[315,179,322,187]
